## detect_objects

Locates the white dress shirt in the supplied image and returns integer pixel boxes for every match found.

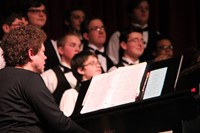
[59,88,78,116]
[41,62,77,93]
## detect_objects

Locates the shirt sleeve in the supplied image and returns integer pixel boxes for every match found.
[106,31,120,64]
[24,73,90,133]
[41,69,58,93]
[59,89,78,117]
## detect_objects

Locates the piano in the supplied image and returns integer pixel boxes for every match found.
[72,90,200,133]
[72,62,200,133]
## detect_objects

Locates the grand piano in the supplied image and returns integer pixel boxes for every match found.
[72,62,200,133]
[72,90,200,133]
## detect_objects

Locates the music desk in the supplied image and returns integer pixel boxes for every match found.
[72,91,200,133]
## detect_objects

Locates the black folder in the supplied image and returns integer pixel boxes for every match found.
[139,55,183,100]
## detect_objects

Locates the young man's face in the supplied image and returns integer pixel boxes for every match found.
[85,19,106,49]
[58,35,82,64]
[132,1,149,25]
[27,4,47,28]
[81,55,102,81]
[156,39,173,57]
[122,32,145,59]
[3,17,28,34]
[70,10,85,31]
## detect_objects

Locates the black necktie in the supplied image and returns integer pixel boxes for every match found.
[95,50,107,57]
[59,64,71,73]
[87,46,107,57]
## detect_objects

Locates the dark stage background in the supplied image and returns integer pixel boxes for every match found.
[0,0,200,58]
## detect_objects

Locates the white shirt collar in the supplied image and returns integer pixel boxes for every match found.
[60,61,71,69]
[88,44,105,53]
[122,57,140,65]
[131,23,148,29]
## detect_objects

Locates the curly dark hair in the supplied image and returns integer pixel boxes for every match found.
[1,25,46,66]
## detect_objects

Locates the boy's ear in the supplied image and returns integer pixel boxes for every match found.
[120,41,127,50]
[2,24,10,33]
[83,32,89,41]
[57,46,64,55]
[77,67,85,75]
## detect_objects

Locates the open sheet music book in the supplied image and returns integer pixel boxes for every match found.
[77,56,183,115]
[81,62,147,114]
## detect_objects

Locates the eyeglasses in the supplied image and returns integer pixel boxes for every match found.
[28,9,47,14]
[83,61,101,67]
[127,38,146,44]
[88,26,105,32]
[158,45,173,50]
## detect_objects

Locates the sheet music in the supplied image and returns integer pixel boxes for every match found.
[81,62,147,114]
[105,62,147,107]
[143,67,167,99]
[81,70,116,113]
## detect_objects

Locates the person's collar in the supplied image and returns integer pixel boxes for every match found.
[131,23,148,29]
[60,61,71,69]
[88,44,104,53]
[122,57,140,65]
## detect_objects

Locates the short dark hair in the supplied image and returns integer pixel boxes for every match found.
[127,0,149,14]
[126,0,149,20]
[25,0,47,12]
[71,51,97,82]
[0,9,27,39]
[1,10,26,26]
[1,25,46,66]
[119,26,143,43]
[80,17,103,34]
[57,32,80,48]
[64,7,86,22]
[154,34,172,50]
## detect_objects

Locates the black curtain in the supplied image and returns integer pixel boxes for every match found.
[0,0,199,57]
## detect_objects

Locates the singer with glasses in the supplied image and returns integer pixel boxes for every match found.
[81,17,114,73]
[107,0,160,64]
[108,26,145,71]
[152,35,174,62]
[59,51,102,117]
[25,0,61,70]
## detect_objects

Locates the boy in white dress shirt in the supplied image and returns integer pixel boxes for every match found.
[81,17,114,72]
[107,0,159,64]
[109,26,145,72]
[41,32,82,105]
